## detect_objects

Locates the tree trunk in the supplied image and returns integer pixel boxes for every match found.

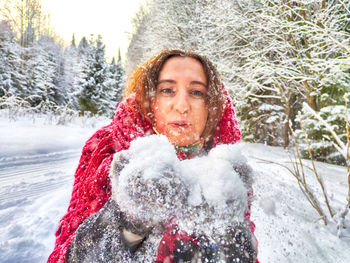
[303,80,317,110]
[284,96,291,148]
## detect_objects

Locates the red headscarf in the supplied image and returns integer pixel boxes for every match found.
[47,88,242,262]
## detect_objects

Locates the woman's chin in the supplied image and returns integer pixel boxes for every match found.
[168,135,198,147]
[157,128,199,147]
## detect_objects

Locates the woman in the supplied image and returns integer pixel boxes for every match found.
[48,49,258,262]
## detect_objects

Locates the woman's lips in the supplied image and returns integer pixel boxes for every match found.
[168,121,191,128]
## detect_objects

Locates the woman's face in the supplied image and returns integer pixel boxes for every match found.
[152,56,209,146]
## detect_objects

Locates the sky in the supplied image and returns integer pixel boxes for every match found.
[41,0,146,62]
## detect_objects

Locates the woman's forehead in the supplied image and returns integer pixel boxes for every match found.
[158,56,207,84]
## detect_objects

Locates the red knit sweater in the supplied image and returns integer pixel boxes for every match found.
[47,91,246,262]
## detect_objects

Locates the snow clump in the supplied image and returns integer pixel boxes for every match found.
[111,135,250,238]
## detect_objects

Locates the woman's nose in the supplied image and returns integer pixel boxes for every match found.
[173,89,190,114]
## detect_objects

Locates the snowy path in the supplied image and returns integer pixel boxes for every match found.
[0,150,78,263]
[0,116,105,263]
[0,151,77,203]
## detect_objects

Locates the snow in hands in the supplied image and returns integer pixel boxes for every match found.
[110,135,251,239]
[111,135,185,225]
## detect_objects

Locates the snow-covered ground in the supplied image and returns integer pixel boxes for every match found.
[244,144,349,262]
[0,115,349,263]
[0,115,109,263]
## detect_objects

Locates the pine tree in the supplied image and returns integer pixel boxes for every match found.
[113,49,125,103]
[103,49,125,116]
[71,33,76,48]
[78,35,114,116]
[60,39,81,110]
[0,21,24,98]
[23,36,62,108]
[78,36,89,53]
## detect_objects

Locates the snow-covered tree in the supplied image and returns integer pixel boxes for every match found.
[99,50,125,117]
[78,35,117,116]
[78,36,101,115]
[0,2,126,118]
[78,36,89,53]
[127,0,349,149]
[0,0,58,47]
[109,50,125,104]
[237,0,349,147]
[296,102,350,165]
[1,0,41,46]
[20,36,62,109]
[60,37,83,110]
[0,21,25,99]
[71,33,76,48]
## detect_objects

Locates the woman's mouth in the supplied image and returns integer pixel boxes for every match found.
[168,121,190,128]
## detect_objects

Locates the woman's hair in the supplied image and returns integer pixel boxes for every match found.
[124,49,226,143]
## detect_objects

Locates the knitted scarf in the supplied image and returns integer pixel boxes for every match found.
[47,90,242,263]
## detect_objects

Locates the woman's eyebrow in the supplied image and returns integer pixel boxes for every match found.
[157,79,176,85]
[190,80,207,88]
[157,79,207,87]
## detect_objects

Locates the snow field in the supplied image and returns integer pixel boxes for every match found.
[0,115,108,263]
[244,143,349,262]
[0,116,349,262]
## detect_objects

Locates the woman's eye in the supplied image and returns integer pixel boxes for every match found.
[159,88,175,94]
[191,90,206,98]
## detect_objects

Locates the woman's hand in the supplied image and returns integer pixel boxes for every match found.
[177,144,251,236]
[189,225,257,263]
[110,135,188,225]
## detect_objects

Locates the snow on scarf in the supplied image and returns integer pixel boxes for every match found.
[47,89,242,263]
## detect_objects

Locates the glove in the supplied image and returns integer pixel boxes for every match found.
[173,143,257,262]
[110,135,188,225]
[190,225,257,263]
[156,224,257,263]
[178,143,251,238]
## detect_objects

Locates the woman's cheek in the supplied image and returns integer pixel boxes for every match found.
[154,109,167,134]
